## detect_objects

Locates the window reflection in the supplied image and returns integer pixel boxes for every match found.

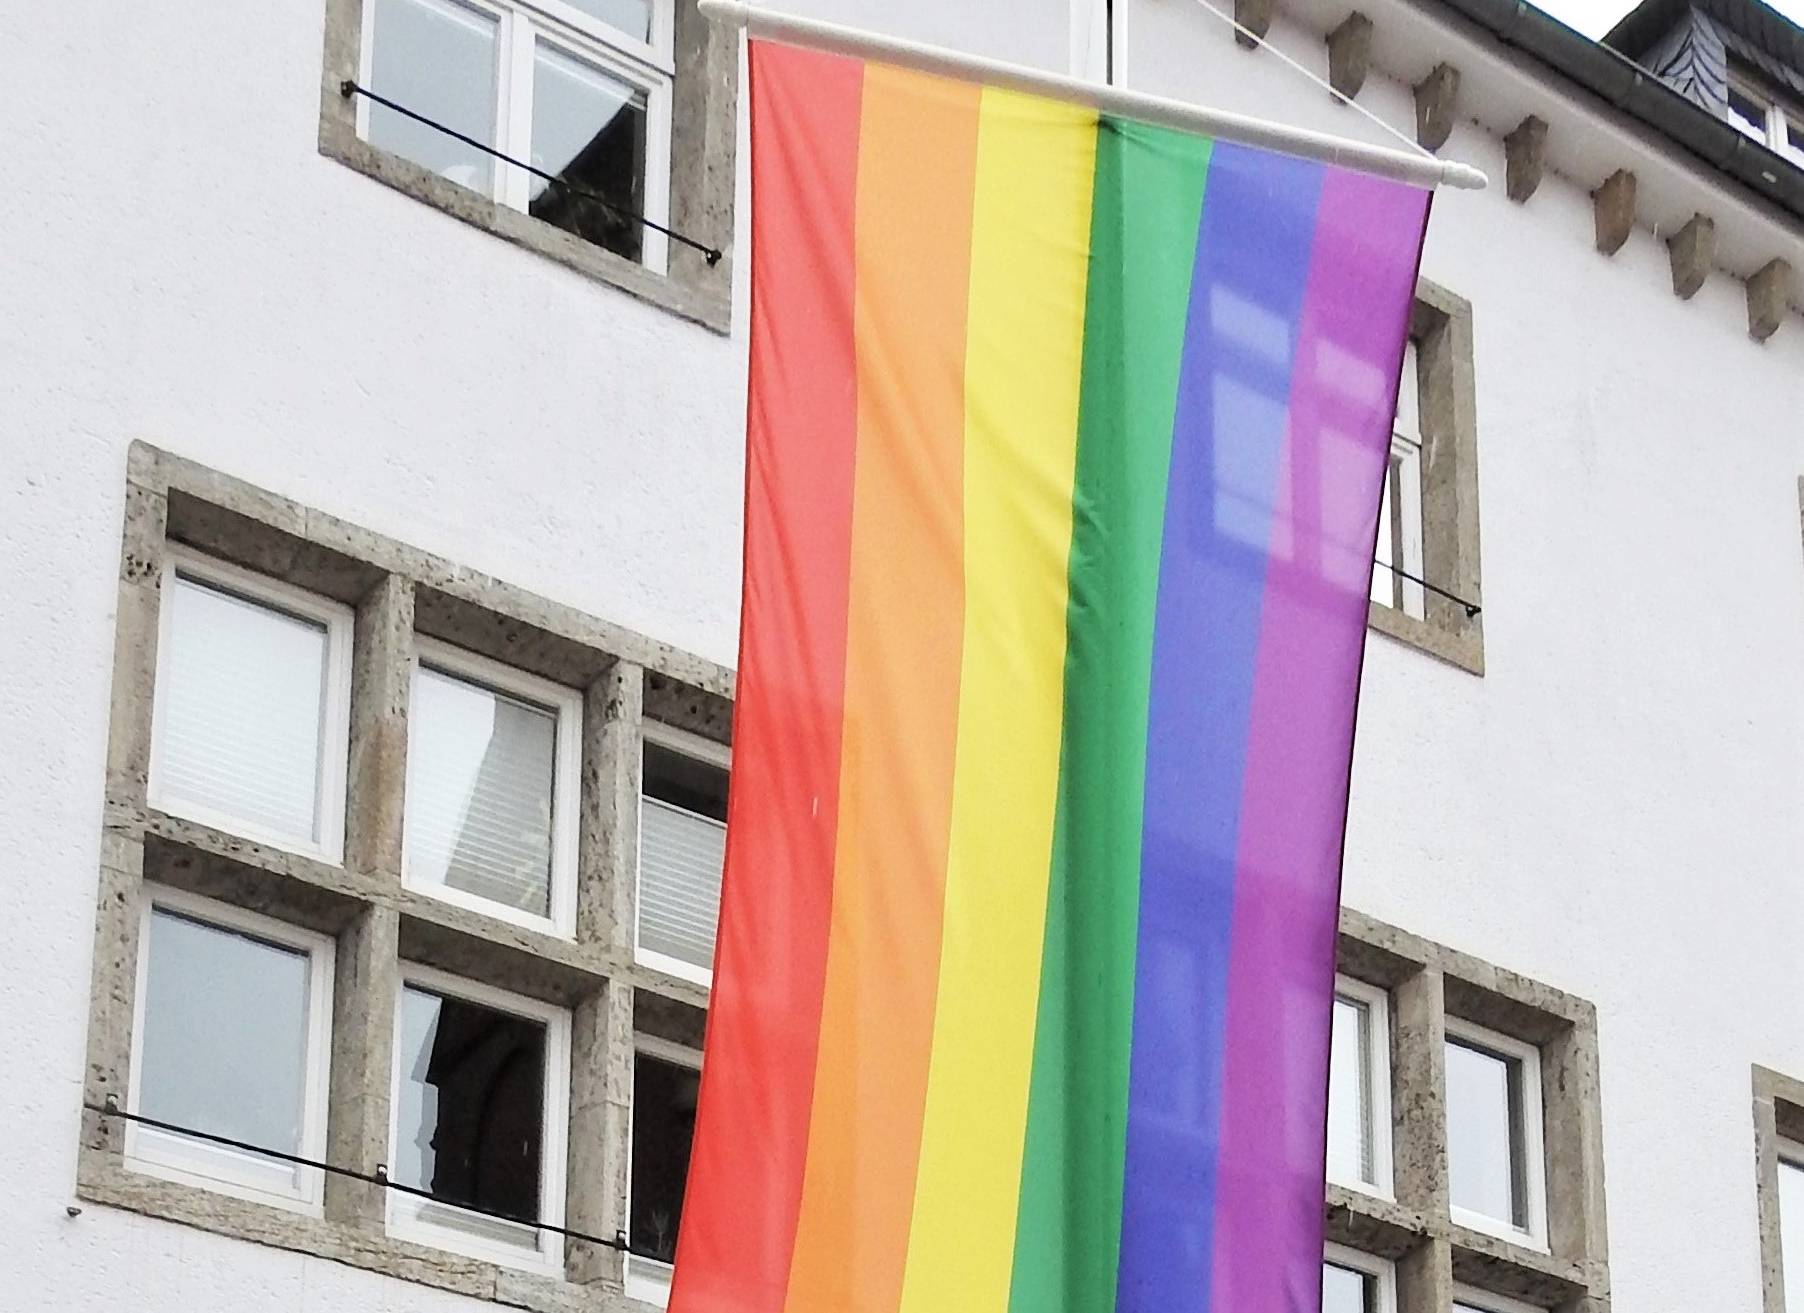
[530,44,649,263]
[394,986,548,1231]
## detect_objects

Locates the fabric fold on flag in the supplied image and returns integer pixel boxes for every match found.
[672,38,1430,1313]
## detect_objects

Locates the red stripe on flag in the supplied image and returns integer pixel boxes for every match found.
[666,41,865,1313]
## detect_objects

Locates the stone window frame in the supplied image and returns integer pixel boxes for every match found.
[1329,908,1609,1313]
[317,0,738,333]
[1369,277,1485,676]
[1752,1064,1804,1313]
[81,441,726,1310]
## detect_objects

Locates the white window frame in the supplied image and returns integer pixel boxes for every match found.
[1069,0,1125,82]
[624,1033,704,1308]
[1452,1284,1547,1313]
[1323,1241,1398,1313]
[635,721,731,989]
[402,636,582,939]
[386,963,573,1275]
[147,547,353,865]
[1444,1016,1549,1252]
[1777,1140,1804,1313]
[124,885,335,1214]
[1330,973,1394,1201]
[1728,63,1804,166]
[1370,339,1425,620]
[355,0,676,273]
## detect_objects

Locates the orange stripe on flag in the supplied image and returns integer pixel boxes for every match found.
[781,64,982,1313]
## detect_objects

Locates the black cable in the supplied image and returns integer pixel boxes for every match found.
[340,80,723,267]
[1372,559,1482,618]
[85,1098,652,1259]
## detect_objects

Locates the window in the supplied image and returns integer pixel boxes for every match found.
[125,887,332,1211]
[1363,282,1483,675]
[1444,1018,1547,1248]
[637,725,729,986]
[625,1036,702,1305]
[1370,339,1425,620]
[1781,1148,1804,1313]
[1727,62,1804,168]
[149,549,352,860]
[404,638,582,936]
[388,966,571,1274]
[355,0,674,270]
[1327,975,1392,1196]
[1322,1242,1396,1313]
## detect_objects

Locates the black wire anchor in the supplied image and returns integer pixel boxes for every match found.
[340,80,724,267]
[1374,558,1481,618]
[86,1096,649,1260]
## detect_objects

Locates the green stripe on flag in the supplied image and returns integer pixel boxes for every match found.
[1007,118,1212,1313]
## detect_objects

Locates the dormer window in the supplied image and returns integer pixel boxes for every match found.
[1727,60,1804,167]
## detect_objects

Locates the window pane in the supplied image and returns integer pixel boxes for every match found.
[367,0,498,192]
[138,909,311,1158]
[529,43,649,263]
[1783,117,1804,166]
[1327,995,1374,1185]
[1781,1159,1804,1313]
[1322,1261,1374,1313]
[394,987,547,1229]
[1446,1037,1528,1227]
[1729,84,1771,140]
[639,742,728,973]
[631,1053,700,1263]
[158,574,329,844]
[1369,456,1397,608]
[561,0,653,42]
[1393,339,1421,441]
[407,665,558,920]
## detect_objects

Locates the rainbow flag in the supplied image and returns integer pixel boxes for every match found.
[672,39,1430,1313]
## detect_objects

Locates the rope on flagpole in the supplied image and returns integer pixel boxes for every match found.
[1179,0,1446,168]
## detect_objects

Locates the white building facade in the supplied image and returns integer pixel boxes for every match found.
[3,0,1804,1310]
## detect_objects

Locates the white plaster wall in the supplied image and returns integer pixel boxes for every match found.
[3,0,1803,1308]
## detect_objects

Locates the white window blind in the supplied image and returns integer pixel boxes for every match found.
[638,796,726,975]
[408,663,559,920]
[152,563,346,854]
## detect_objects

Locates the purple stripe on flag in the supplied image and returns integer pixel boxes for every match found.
[1116,144,1325,1313]
[1208,168,1432,1313]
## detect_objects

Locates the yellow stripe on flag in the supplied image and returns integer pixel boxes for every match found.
[897,87,1097,1313]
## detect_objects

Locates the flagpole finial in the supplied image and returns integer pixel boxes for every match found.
[1439,160,1492,191]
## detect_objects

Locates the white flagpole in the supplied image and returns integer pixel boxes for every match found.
[697,0,1488,191]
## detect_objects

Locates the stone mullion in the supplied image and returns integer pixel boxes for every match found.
[579,659,644,954]
[569,660,642,1285]
[345,573,414,882]
[1391,965,1449,1217]
[1397,1235,1454,1313]
[568,979,636,1288]
[324,904,400,1229]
